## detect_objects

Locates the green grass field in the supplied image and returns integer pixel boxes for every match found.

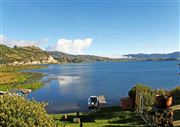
[52,106,147,127]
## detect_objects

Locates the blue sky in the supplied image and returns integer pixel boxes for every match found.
[0,0,179,56]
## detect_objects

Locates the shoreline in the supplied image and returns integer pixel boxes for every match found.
[0,58,179,67]
[0,65,47,91]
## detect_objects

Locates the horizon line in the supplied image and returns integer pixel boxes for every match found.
[0,43,179,56]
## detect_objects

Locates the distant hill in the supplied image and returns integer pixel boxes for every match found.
[0,44,179,65]
[0,44,57,65]
[0,44,111,65]
[24,49,180,64]
[124,52,180,61]
[48,51,111,63]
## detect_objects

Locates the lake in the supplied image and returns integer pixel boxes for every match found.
[27,61,179,113]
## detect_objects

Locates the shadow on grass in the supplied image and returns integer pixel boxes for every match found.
[60,114,96,123]
[57,106,147,126]
[103,125,145,127]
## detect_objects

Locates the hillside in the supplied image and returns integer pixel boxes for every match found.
[0,45,111,65]
[0,44,179,65]
[48,51,111,63]
[0,44,57,65]
[124,52,180,61]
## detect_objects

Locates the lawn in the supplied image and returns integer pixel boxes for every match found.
[52,106,147,127]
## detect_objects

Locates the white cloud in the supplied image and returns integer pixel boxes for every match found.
[46,38,92,54]
[0,35,48,47]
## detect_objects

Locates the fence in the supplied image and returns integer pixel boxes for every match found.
[171,105,180,127]
[135,87,157,126]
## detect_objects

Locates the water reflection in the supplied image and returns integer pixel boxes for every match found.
[54,75,92,99]
[57,76,80,94]
[28,64,95,113]
[27,61,179,113]
[57,76,80,86]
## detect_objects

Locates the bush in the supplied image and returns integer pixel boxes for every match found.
[170,86,180,98]
[128,84,155,110]
[0,94,56,127]
[128,84,152,97]
[170,86,180,105]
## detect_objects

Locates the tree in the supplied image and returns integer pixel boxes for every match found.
[14,45,17,48]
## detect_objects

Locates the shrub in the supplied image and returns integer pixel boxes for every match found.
[170,86,180,98]
[128,84,155,110]
[0,94,56,127]
[170,86,180,105]
[128,84,152,98]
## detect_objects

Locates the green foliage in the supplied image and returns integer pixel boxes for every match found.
[16,75,27,83]
[0,65,47,72]
[155,88,167,96]
[129,84,155,111]
[170,86,180,105]
[0,82,43,92]
[155,88,171,99]
[0,72,43,91]
[48,51,111,63]
[0,44,50,64]
[129,84,180,111]
[52,106,147,127]
[0,44,111,64]
[143,91,155,111]
[21,82,43,90]
[170,86,180,98]
[128,84,152,99]
[0,94,56,127]
[0,65,45,91]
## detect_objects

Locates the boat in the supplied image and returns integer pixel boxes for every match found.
[18,89,32,94]
[88,96,99,110]
[9,89,32,96]
[0,91,6,95]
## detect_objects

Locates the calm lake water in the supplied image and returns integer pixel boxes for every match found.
[27,61,179,113]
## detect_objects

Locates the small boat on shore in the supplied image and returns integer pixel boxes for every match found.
[9,89,32,96]
[0,89,32,96]
[18,89,32,94]
[88,95,107,110]
[0,91,6,95]
[88,96,99,110]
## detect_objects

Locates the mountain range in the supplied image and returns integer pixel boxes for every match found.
[124,52,180,61]
[48,51,111,63]
[0,44,179,65]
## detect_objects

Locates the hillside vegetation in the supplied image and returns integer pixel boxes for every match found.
[48,51,111,63]
[0,94,55,127]
[0,44,57,64]
[0,44,179,65]
[125,52,180,61]
[0,44,111,64]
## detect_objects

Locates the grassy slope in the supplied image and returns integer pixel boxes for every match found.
[0,44,50,64]
[0,65,46,91]
[52,106,147,127]
[48,51,112,63]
